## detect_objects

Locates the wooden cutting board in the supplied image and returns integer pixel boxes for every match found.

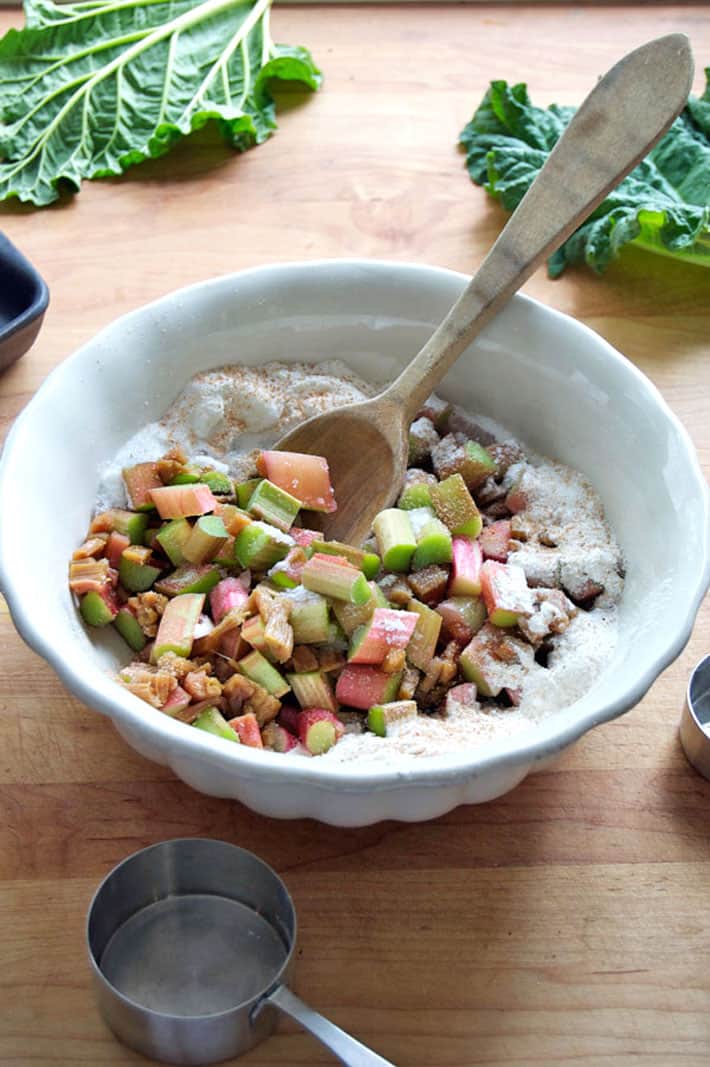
[1,5,708,1065]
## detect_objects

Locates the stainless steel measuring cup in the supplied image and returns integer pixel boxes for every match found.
[679,654,710,780]
[87,838,395,1066]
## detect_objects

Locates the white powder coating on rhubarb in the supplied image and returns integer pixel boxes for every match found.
[95,360,375,509]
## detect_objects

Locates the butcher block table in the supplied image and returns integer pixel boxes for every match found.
[1,4,709,1065]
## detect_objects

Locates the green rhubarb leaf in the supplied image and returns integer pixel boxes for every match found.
[459,72,710,275]
[0,0,321,206]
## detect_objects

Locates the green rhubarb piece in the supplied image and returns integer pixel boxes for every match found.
[234,521,292,571]
[193,707,240,743]
[151,592,205,661]
[290,592,331,644]
[430,474,482,538]
[113,608,147,652]
[367,700,418,737]
[372,509,417,572]
[286,670,338,713]
[463,441,496,487]
[406,598,443,671]
[304,719,336,755]
[106,509,149,545]
[169,468,201,485]
[237,650,290,698]
[236,478,263,509]
[310,540,381,579]
[202,470,234,496]
[301,555,370,605]
[407,508,453,570]
[246,479,302,532]
[398,482,433,510]
[182,515,229,565]
[213,536,236,567]
[323,618,347,650]
[155,564,221,597]
[155,516,192,567]
[267,567,299,590]
[118,551,162,593]
[80,591,116,627]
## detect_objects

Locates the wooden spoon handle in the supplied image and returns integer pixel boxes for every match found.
[383,33,694,422]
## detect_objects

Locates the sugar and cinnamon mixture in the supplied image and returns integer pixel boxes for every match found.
[96,361,624,764]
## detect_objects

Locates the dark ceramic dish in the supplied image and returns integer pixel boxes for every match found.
[0,232,49,373]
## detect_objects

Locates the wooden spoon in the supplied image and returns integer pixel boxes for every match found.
[276,34,694,545]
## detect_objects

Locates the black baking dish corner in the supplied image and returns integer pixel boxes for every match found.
[0,232,49,373]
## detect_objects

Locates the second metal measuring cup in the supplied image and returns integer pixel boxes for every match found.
[87,838,395,1066]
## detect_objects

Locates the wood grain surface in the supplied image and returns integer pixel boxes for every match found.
[1,5,709,1066]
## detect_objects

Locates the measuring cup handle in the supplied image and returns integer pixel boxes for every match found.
[265,983,397,1067]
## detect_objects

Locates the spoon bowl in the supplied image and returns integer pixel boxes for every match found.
[276,33,693,544]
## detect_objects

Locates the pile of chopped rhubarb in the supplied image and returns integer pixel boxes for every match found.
[69,394,596,757]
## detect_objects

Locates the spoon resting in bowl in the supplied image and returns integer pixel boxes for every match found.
[276,33,693,546]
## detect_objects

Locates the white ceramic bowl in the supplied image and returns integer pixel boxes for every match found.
[1,261,708,826]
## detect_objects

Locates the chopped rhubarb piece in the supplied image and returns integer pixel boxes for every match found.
[69,557,112,595]
[430,474,482,538]
[155,563,221,597]
[459,623,533,697]
[214,503,252,537]
[118,546,162,593]
[480,560,533,627]
[372,509,416,572]
[234,521,293,571]
[123,462,162,510]
[236,478,262,508]
[80,586,120,626]
[106,531,130,570]
[210,577,249,624]
[257,451,337,513]
[335,664,402,710]
[298,708,344,755]
[277,704,302,735]
[407,564,448,605]
[149,483,218,520]
[90,508,149,544]
[193,707,240,743]
[416,392,451,430]
[161,685,191,716]
[286,670,338,713]
[237,649,290,698]
[261,721,299,752]
[182,515,229,565]
[348,608,418,665]
[268,546,307,589]
[436,597,487,645]
[246,479,302,531]
[113,606,147,651]
[505,482,528,514]
[290,526,321,548]
[406,598,442,671]
[227,712,264,748]
[151,593,205,662]
[202,470,233,496]
[72,535,108,560]
[239,613,270,656]
[218,626,249,662]
[301,553,370,604]
[479,520,511,563]
[397,469,437,511]
[445,683,479,715]
[367,700,418,737]
[331,582,382,637]
[289,591,331,644]
[408,509,453,570]
[309,539,381,579]
[449,536,482,596]
[488,440,525,478]
[408,417,440,466]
